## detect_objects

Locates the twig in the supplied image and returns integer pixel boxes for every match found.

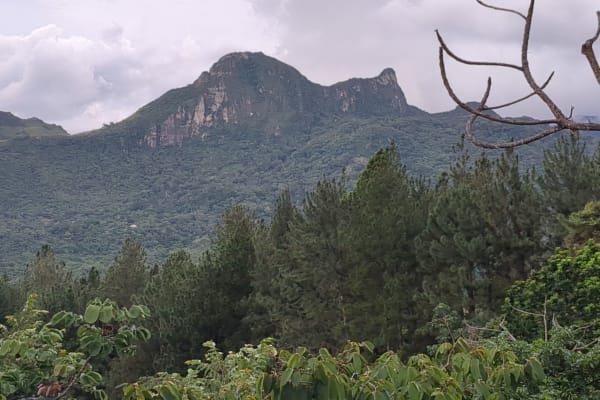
[55,357,92,400]
[476,0,526,20]
[582,11,600,84]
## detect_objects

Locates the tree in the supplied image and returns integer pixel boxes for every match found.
[247,189,301,341]
[272,179,350,351]
[0,274,18,323]
[101,239,148,307]
[418,147,546,325]
[200,206,260,350]
[437,0,600,148]
[562,200,600,248]
[344,145,432,351]
[539,136,600,217]
[503,240,600,342]
[21,245,77,314]
[141,250,205,371]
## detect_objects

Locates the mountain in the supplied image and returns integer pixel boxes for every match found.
[87,52,423,147]
[0,111,67,141]
[0,52,560,276]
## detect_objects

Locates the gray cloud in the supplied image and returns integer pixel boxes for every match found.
[0,0,597,132]
[253,0,599,119]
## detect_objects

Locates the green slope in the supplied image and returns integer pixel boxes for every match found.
[0,111,68,141]
[0,109,560,276]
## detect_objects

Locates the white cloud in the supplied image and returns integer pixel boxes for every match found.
[0,0,597,132]
[0,0,278,133]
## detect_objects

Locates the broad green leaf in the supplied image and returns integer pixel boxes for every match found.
[408,381,423,400]
[280,368,293,388]
[98,306,114,324]
[84,305,101,324]
[158,384,181,400]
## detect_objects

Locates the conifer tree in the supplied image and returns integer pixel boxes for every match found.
[418,149,546,325]
[141,250,205,371]
[344,145,431,351]
[201,206,259,350]
[21,245,76,314]
[101,239,147,307]
[275,179,349,350]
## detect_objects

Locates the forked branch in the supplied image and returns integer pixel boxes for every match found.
[437,0,600,149]
[582,11,600,84]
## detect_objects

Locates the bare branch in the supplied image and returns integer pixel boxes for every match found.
[436,30,522,71]
[436,0,600,148]
[520,0,568,121]
[464,79,564,149]
[485,71,554,111]
[476,0,526,20]
[438,48,557,126]
[582,11,600,84]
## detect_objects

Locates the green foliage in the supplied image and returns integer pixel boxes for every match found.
[101,239,148,307]
[344,145,432,351]
[562,200,600,247]
[418,148,547,325]
[539,136,600,217]
[20,245,77,314]
[0,108,560,276]
[123,338,546,400]
[0,295,150,399]
[487,325,600,399]
[503,240,600,341]
[266,178,350,350]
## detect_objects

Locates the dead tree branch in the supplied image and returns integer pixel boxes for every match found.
[437,0,600,148]
[582,11,600,84]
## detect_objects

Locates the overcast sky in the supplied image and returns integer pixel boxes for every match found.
[0,0,598,133]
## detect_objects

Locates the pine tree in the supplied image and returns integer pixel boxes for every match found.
[418,149,547,325]
[344,145,431,351]
[101,239,147,307]
[274,179,349,350]
[202,206,259,350]
[141,250,205,371]
[21,245,76,314]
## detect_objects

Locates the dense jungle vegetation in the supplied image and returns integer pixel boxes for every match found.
[1,135,600,398]
[0,108,566,276]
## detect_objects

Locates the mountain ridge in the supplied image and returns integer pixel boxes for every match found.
[85,51,423,147]
[0,111,68,141]
[0,51,564,275]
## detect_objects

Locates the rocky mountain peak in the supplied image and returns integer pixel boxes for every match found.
[104,52,422,147]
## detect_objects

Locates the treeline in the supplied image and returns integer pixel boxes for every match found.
[1,136,600,395]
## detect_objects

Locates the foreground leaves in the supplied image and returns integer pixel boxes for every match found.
[124,338,545,400]
[0,295,150,400]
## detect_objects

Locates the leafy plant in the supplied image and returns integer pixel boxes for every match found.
[123,337,545,400]
[0,295,150,399]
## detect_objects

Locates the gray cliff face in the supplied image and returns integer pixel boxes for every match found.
[138,52,418,148]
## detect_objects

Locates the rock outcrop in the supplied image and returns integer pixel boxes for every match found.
[96,52,421,147]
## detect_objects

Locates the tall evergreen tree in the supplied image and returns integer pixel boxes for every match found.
[101,239,147,307]
[418,149,546,325]
[248,189,301,341]
[273,179,349,350]
[540,135,600,216]
[0,274,18,322]
[201,206,259,350]
[141,250,205,371]
[21,245,76,314]
[344,145,432,351]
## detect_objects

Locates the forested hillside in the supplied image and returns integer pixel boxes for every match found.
[1,137,599,398]
[0,106,560,276]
